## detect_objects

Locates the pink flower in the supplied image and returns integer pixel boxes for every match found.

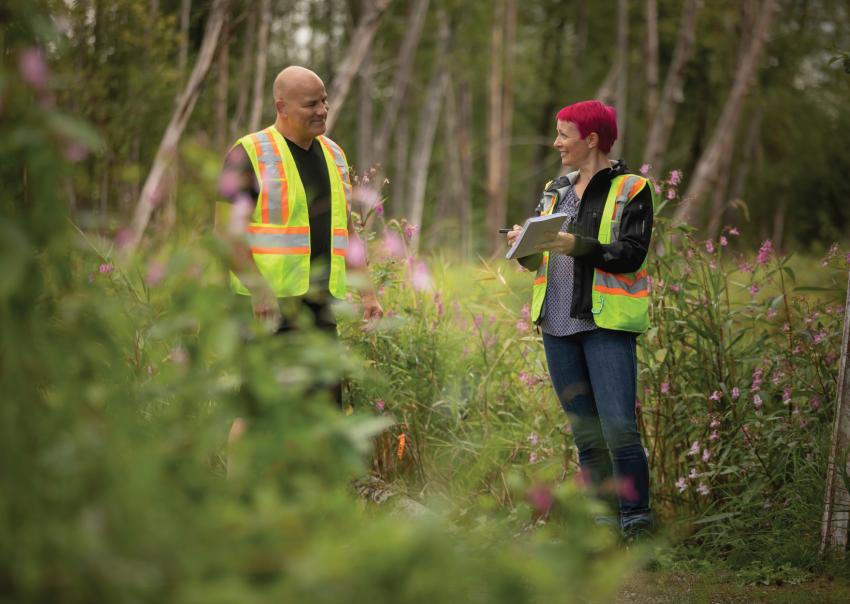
[640,163,651,175]
[410,260,432,291]
[383,231,405,258]
[616,476,640,502]
[434,292,444,315]
[767,308,778,320]
[753,394,763,410]
[403,223,419,239]
[688,468,698,480]
[98,262,114,274]
[676,477,688,493]
[520,303,530,323]
[756,240,773,265]
[661,382,670,394]
[720,236,728,247]
[527,484,553,513]
[374,399,386,412]
[670,284,681,293]
[145,261,165,286]
[731,387,741,399]
[528,432,539,446]
[749,284,759,295]
[697,483,710,496]
[705,241,715,253]
[347,236,367,268]
[702,448,712,463]
[19,48,49,90]
[709,390,722,402]
[668,170,682,186]
[783,386,792,404]
[688,441,701,456]
[374,203,384,216]
[709,430,720,442]
[666,188,677,200]
[810,396,822,410]
[528,451,539,464]
[728,227,740,236]
[813,331,827,344]
[473,315,483,329]
[516,320,530,333]
[739,262,754,273]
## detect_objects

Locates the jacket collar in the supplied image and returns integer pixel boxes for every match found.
[565,159,628,185]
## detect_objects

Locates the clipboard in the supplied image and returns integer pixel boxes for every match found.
[505,213,569,260]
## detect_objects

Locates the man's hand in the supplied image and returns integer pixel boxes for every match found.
[361,291,383,324]
[506,224,523,246]
[536,231,576,255]
[251,288,281,333]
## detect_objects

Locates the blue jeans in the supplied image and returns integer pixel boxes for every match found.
[542,328,651,528]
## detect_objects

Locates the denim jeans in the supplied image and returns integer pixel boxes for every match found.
[542,328,651,528]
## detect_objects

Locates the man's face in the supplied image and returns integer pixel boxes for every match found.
[279,77,329,141]
[553,120,592,167]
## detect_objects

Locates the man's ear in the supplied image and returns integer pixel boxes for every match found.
[275,99,286,116]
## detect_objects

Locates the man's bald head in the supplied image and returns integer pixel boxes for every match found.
[272,66,329,148]
[273,66,324,103]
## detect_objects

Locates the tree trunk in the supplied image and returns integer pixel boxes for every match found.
[673,0,776,227]
[644,0,659,123]
[439,74,463,249]
[371,0,430,168]
[456,80,473,258]
[641,0,701,172]
[407,14,450,252]
[611,0,629,158]
[230,4,256,140]
[325,0,394,134]
[178,0,191,78]
[391,109,409,218]
[356,44,374,173]
[248,0,271,132]
[215,19,230,152]
[595,62,620,105]
[125,0,229,254]
[485,0,517,254]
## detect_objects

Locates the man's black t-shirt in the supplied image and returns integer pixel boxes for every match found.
[284,138,331,263]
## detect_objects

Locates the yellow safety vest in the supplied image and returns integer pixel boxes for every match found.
[531,174,652,333]
[229,126,351,299]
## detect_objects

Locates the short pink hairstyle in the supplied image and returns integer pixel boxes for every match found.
[556,100,618,154]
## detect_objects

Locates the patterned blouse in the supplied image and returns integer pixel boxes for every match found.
[540,184,598,337]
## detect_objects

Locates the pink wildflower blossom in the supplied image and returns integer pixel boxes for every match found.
[529,451,539,464]
[702,448,712,463]
[720,236,728,247]
[668,169,682,186]
[705,241,715,253]
[661,382,670,394]
[749,284,759,295]
[676,477,688,493]
[666,188,677,200]
[756,240,773,265]
[516,320,530,333]
[739,261,754,273]
[688,468,698,480]
[731,387,741,399]
[374,399,386,412]
[727,226,740,236]
[697,483,710,496]
[404,223,419,239]
[19,48,49,90]
[640,163,651,175]
[813,331,827,344]
[527,484,554,514]
[98,263,114,274]
[810,396,822,410]
[347,236,367,268]
[709,390,722,402]
[753,394,763,410]
[709,430,720,442]
[410,260,432,291]
[383,231,405,258]
[688,441,701,456]
[670,284,681,293]
[473,315,483,329]
[528,432,539,446]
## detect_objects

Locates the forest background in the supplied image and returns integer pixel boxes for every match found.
[4,0,850,602]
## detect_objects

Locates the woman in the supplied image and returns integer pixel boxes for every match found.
[507,100,654,539]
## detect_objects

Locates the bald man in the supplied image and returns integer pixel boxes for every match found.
[216,66,382,408]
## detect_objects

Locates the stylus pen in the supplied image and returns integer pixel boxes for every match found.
[498,228,512,233]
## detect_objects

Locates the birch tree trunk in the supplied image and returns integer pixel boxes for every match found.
[443,76,473,258]
[248,0,271,132]
[371,0,430,168]
[215,20,230,152]
[230,5,256,140]
[645,0,659,123]
[357,37,374,170]
[407,15,450,252]
[325,0,393,134]
[486,0,517,254]
[673,0,776,227]
[178,0,191,78]
[125,0,229,254]
[391,109,409,218]
[641,0,701,172]
[611,0,629,158]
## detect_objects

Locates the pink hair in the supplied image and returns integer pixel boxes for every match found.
[556,100,618,154]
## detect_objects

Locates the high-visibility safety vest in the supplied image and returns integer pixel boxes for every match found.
[530,174,652,333]
[229,126,352,299]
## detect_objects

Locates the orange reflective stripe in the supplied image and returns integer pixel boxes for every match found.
[249,134,269,223]
[534,276,547,285]
[247,225,309,234]
[250,246,310,255]
[332,249,347,257]
[627,178,644,201]
[332,228,348,236]
[593,285,649,297]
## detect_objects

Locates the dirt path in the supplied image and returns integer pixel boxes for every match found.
[615,572,850,604]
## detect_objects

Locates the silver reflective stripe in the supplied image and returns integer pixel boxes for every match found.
[255,131,284,224]
[248,232,309,249]
[595,271,648,295]
[322,137,352,198]
[332,234,348,250]
[611,175,641,241]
